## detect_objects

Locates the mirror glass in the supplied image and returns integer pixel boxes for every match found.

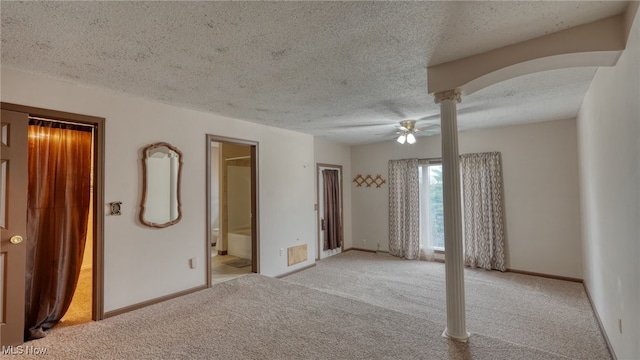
[140,142,182,228]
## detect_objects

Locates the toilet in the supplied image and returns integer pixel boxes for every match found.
[212,227,219,248]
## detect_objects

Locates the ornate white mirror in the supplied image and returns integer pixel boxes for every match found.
[140,142,182,228]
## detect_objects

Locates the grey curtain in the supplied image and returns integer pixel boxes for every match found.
[322,169,342,250]
[461,152,506,271]
[388,159,420,259]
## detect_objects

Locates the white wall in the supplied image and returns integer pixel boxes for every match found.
[351,119,583,278]
[313,138,353,253]
[576,6,639,359]
[1,67,316,312]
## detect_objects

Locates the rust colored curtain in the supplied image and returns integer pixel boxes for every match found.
[322,169,342,250]
[25,119,92,340]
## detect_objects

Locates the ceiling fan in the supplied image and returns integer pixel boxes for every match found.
[395,120,438,144]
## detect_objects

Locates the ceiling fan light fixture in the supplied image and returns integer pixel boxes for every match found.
[406,133,416,144]
[397,134,407,144]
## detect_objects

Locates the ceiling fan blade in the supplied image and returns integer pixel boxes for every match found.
[417,114,440,122]
[424,128,440,133]
[376,131,401,136]
[416,124,440,131]
[335,123,394,130]
[412,105,496,124]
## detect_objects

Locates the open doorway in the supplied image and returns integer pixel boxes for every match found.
[0,103,104,345]
[317,164,343,260]
[206,135,258,286]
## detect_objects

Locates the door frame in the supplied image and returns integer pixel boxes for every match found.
[1,109,28,346]
[205,134,259,287]
[1,102,106,321]
[316,163,344,260]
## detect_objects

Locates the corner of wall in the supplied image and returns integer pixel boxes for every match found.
[575,5,640,358]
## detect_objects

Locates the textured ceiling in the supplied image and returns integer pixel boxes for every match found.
[0,1,629,145]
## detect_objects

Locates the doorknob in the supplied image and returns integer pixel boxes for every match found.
[10,235,24,244]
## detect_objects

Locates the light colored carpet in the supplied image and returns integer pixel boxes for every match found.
[284,251,611,360]
[17,274,565,360]
[14,251,610,359]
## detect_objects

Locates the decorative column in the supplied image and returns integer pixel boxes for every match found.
[434,89,470,342]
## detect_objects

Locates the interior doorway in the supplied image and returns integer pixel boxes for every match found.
[206,135,258,286]
[0,103,104,346]
[317,164,344,260]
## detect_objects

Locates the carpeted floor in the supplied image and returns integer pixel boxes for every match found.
[285,251,611,360]
[12,251,610,359]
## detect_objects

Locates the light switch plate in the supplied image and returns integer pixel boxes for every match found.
[109,201,122,216]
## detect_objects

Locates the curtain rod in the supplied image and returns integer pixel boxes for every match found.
[29,116,95,128]
[418,157,442,164]
[225,156,251,161]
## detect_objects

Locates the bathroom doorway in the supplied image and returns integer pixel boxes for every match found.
[206,135,258,286]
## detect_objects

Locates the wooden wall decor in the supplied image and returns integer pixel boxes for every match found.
[352,174,386,188]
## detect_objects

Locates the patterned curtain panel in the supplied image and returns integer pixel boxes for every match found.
[461,152,506,271]
[388,159,420,260]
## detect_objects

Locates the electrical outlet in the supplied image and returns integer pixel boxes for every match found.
[362,239,367,245]
[618,318,622,334]
[280,248,284,256]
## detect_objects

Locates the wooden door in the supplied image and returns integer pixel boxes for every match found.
[0,110,28,346]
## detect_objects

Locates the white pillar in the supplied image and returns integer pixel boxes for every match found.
[434,89,470,342]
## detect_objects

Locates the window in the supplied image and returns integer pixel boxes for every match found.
[419,163,444,251]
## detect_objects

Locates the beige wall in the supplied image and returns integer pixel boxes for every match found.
[1,67,316,312]
[313,138,352,252]
[577,6,640,359]
[351,118,583,278]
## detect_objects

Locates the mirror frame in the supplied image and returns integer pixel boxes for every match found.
[140,142,183,228]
